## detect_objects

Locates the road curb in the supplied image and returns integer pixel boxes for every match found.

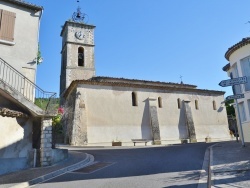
[10,153,94,188]
[197,143,218,188]
[207,143,219,188]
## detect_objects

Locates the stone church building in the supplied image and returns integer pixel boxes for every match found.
[60,11,230,146]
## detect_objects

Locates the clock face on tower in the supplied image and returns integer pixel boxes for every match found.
[75,31,85,40]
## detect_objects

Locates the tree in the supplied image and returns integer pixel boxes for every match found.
[225,99,235,117]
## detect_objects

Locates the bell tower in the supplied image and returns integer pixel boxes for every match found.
[60,5,95,95]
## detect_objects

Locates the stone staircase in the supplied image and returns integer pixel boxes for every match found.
[0,57,57,115]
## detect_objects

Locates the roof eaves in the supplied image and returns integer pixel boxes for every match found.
[63,79,225,98]
[89,76,197,88]
[3,0,43,11]
[225,37,250,61]
[222,63,230,72]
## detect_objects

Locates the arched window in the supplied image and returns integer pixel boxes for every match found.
[158,97,162,108]
[132,92,138,106]
[195,100,199,110]
[213,100,217,110]
[177,98,181,109]
[78,47,84,66]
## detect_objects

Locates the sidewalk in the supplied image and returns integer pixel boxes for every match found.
[0,151,94,188]
[210,141,250,187]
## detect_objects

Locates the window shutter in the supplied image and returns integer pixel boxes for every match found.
[0,10,16,42]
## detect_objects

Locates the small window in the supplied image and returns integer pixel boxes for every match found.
[0,9,16,42]
[177,98,181,109]
[213,100,217,110]
[78,47,84,66]
[132,92,138,106]
[195,100,199,110]
[158,97,162,108]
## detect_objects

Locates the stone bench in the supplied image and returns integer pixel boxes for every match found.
[131,139,150,146]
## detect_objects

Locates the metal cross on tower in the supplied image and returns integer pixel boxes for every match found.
[180,75,183,84]
[72,0,88,23]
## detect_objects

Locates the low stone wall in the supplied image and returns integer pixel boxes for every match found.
[51,149,68,164]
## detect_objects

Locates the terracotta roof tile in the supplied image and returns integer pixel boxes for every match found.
[0,108,29,118]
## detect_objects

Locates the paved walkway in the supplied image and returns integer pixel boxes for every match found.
[0,151,94,188]
[211,141,250,187]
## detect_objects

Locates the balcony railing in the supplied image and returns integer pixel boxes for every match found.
[0,57,57,115]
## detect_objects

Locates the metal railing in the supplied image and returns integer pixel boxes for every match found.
[0,57,57,115]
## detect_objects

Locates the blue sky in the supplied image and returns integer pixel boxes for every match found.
[29,0,250,97]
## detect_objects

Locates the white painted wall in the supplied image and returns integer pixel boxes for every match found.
[0,1,41,83]
[74,84,230,146]
[227,43,250,142]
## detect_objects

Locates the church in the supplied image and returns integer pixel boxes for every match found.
[60,7,230,146]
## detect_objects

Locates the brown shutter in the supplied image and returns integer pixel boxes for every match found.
[0,10,16,42]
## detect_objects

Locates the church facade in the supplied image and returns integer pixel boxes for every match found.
[60,19,230,146]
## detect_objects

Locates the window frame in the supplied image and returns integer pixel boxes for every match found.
[132,92,138,106]
[78,47,84,66]
[195,100,199,110]
[158,97,162,108]
[213,100,217,110]
[0,9,16,44]
[177,98,181,109]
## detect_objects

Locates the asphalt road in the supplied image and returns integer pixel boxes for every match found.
[33,143,211,188]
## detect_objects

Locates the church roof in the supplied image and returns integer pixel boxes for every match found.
[225,37,250,61]
[2,0,43,11]
[90,76,197,88]
[64,76,225,98]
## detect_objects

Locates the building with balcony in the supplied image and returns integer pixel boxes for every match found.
[0,0,60,175]
[223,37,250,142]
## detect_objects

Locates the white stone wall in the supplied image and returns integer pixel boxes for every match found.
[67,84,230,146]
[0,116,32,158]
[0,116,33,174]
[0,1,41,83]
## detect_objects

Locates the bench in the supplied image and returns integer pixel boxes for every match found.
[131,139,150,146]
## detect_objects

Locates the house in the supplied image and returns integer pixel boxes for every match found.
[223,37,250,142]
[0,0,63,175]
[60,9,231,146]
